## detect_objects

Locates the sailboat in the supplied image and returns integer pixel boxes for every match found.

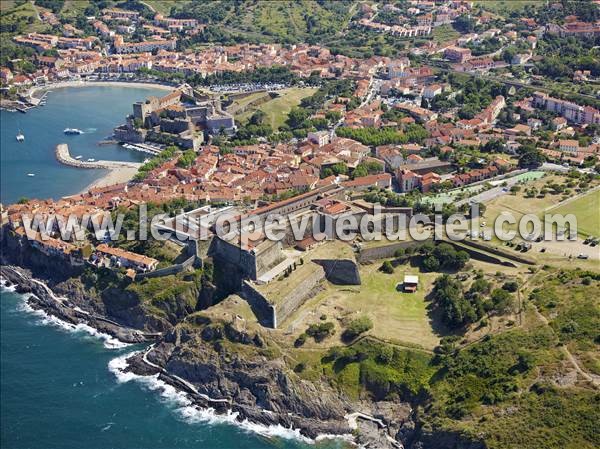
[16,130,25,142]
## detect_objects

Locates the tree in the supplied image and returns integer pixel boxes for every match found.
[394,248,406,258]
[352,165,368,179]
[248,110,266,125]
[490,288,513,314]
[502,281,519,292]
[177,149,196,168]
[518,145,545,168]
[453,14,475,33]
[431,275,479,328]
[286,107,311,128]
[422,256,441,272]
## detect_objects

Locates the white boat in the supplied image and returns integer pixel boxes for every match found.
[27,173,35,177]
[87,158,96,162]
[75,155,83,160]
[64,128,83,135]
[16,130,25,141]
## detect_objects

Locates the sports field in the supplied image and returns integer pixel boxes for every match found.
[550,189,600,237]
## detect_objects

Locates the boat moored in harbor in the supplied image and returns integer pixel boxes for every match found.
[64,128,83,135]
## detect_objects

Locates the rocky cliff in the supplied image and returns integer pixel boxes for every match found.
[1,231,484,449]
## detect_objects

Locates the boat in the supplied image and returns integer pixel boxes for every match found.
[64,128,83,135]
[75,155,83,160]
[87,158,96,162]
[16,130,25,142]
[27,173,35,177]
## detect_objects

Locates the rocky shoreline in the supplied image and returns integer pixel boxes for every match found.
[0,265,414,448]
[0,266,152,344]
[0,228,486,449]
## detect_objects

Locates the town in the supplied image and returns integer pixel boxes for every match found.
[1,1,599,449]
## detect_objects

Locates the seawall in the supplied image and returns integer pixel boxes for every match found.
[55,143,142,170]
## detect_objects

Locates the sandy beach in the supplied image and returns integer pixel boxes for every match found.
[29,80,176,99]
[79,166,140,193]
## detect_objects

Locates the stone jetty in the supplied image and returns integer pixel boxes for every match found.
[55,144,142,170]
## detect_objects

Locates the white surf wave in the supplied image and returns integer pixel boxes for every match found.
[0,278,17,292]
[106,351,347,445]
[4,278,351,445]
[1,278,129,349]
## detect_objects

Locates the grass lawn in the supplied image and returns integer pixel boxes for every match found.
[286,261,440,350]
[238,87,317,130]
[0,1,16,11]
[60,0,90,19]
[143,1,191,15]
[1,1,40,22]
[432,24,460,43]
[483,175,567,224]
[474,0,543,13]
[228,91,269,115]
[348,263,439,349]
[549,189,600,238]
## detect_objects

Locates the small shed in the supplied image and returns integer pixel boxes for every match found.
[403,274,419,293]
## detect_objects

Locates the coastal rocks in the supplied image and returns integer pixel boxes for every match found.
[125,325,355,439]
[0,266,151,344]
[1,233,82,281]
[101,287,173,333]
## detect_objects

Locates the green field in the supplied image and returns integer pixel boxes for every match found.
[59,0,90,19]
[475,0,543,13]
[238,87,317,130]
[227,91,269,114]
[432,24,460,43]
[296,262,440,350]
[550,189,600,237]
[143,1,191,16]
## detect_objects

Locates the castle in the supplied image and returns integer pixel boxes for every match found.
[114,84,236,149]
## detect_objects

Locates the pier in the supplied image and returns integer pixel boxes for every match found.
[55,144,142,170]
[121,142,164,155]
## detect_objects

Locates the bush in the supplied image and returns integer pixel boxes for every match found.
[342,316,373,342]
[582,276,592,285]
[380,260,395,274]
[294,333,307,347]
[491,288,514,314]
[502,281,519,292]
[306,322,335,342]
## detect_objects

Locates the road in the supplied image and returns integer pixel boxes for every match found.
[456,175,525,207]
[331,78,381,139]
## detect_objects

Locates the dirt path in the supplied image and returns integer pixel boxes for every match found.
[527,273,599,388]
[560,346,600,387]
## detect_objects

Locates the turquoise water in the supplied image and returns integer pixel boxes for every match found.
[0,86,162,204]
[0,286,344,449]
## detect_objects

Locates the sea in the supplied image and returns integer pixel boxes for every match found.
[0,85,158,205]
[0,87,346,449]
